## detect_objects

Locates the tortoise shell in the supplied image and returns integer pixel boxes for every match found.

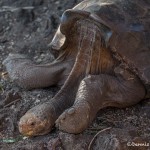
[52,0,150,85]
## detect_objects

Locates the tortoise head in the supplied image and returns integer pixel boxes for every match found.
[19,103,55,137]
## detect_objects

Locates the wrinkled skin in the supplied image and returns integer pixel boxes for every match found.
[3,0,149,136]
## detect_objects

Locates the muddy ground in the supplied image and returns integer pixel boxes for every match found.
[0,0,150,150]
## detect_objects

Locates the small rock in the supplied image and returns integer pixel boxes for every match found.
[36,58,42,63]
[47,137,63,150]
[59,132,93,150]
[141,106,150,119]
[35,99,41,104]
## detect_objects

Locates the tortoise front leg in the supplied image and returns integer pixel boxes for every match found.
[3,53,73,89]
[56,73,146,134]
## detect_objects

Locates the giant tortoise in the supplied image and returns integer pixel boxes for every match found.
[3,0,150,136]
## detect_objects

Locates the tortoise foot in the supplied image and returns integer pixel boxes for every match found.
[3,53,68,89]
[56,101,91,134]
[3,53,35,89]
[3,53,30,81]
[3,53,29,62]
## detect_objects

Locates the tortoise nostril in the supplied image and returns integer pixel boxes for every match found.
[30,122,36,126]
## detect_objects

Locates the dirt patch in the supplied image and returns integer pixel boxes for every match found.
[0,0,150,149]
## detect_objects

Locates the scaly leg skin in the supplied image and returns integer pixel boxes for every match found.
[56,74,146,134]
[18,23,96,136]
[3,53,73,89]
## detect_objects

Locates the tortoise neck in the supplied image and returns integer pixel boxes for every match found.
[77,19,117,75]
